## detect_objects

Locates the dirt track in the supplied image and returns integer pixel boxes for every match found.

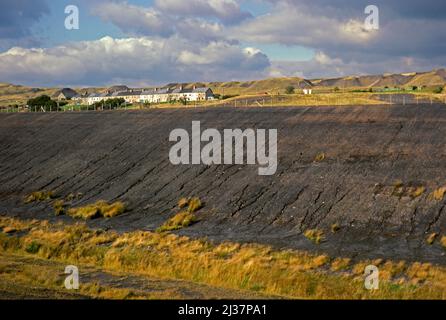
[1,105,446,264]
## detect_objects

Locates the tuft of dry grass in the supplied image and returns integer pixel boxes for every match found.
[441,236,446,249]
[53,200,66,216]
[65,192,83,201]
[314,153,326,162]
[2,227,17,234]
[410,186,425,199]
[177,197,203,213]
[331,258,351,272]
[426,233,438,245]
[390,182,425,199]
[24,191,55,204]
[67,201,126,220]
[304,229,324,244]
[431,187,446,201]
[178,198,189,209]
[101,201,126,218]
[188,197,202,213]
[157,211,199,233]
[331,223,340,233]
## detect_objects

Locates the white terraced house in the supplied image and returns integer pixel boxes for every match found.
[78,86,214,105]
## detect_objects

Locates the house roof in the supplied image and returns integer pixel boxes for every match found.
[85,87,213,98]
[53,88,78,99]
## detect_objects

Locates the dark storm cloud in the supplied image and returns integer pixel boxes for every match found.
[0,0,50,39]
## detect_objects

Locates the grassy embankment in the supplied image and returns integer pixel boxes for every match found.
[1,213,446,299]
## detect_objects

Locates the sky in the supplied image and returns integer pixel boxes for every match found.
[0,0,445,87]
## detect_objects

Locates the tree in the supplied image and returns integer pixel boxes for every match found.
[179,97,188,105]
[285,86,295,94]
[27,95,58,112]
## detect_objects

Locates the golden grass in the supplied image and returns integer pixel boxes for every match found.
[0,253,186,299]
[178,198,189,209]
[1,217,446,299]
[24,191,55,204]
[314,153,326,162]
[431,187,446,201]
[157,197,203,232]
[331,258,351,272]
[426,233,439,245]
[410,186,425,198]
[188,197,203,213]
[331,223,340,233]
[177,197,203,213]
[53,200,66,216]
[156,211,199,233]
[65,193,84,201]
[67,201,126,220]
[441,236,446,249]
[304,229,324,244]
[391,182,426,199]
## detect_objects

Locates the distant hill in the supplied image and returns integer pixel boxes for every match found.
[0,83,57,106]
[167,77,313,96]
[0,68,444,106]
[167,69,446,95]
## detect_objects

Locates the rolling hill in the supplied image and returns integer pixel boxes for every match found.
[0,69,445,106]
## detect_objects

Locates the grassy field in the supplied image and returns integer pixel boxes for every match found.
[1,216,446,299]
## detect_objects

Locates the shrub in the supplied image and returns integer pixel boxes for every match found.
[25,241,41,254]
[27,95,59,112]
[285,86,295,94]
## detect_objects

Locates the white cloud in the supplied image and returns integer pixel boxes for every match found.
[92,2,174,37]
[154,0,251,24]
[231,3,377,48]
[0,36,270,86]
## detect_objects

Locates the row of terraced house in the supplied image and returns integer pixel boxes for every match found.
[71,86,215,106]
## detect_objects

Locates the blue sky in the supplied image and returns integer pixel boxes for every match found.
[0,0,444,86]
